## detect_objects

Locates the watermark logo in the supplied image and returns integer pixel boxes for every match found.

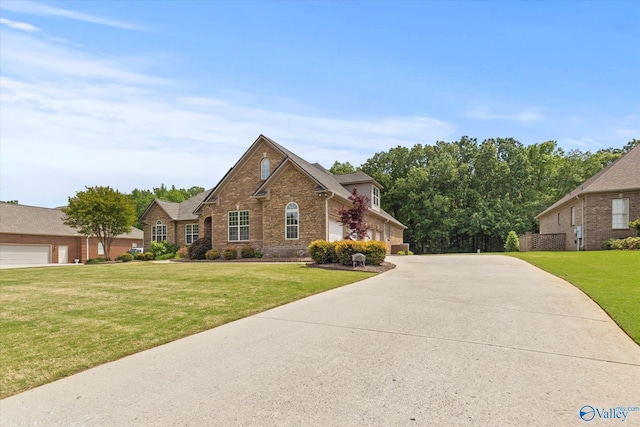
[580,405,640,422]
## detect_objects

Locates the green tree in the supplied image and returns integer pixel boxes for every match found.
[62,186,137,260]
[329,161,356,175]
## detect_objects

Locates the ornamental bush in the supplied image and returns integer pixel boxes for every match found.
[223,247,238,260]
[504,231,520,252]
[308,240,339,264]
[116,252,134,262]
[188,237,212,260]
[241,245,257,258]
[177,246,189,259]
[603,237,640,250]
[205,249,220,260]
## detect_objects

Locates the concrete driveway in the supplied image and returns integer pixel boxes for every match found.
[2,255,639,426]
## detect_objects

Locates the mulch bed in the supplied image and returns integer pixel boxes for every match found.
[171,258,395,273]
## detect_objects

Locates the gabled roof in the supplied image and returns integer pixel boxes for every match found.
[193,134,405,228]
[537,144,640,217]
[0,203,143,239]
[140,189,210,222]
[334,171,383,188]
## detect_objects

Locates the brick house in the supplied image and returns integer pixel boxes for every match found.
[0,203,143,265]
[140,135,406,256]
[535,144,640,250]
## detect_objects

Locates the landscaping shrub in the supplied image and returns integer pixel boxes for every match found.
[504,231,520,252]
[155,253,176,260]
[142,252,155,260]
[630,218,640,236]
[335,240,387,266]
[150,241,180,258]
[397,250,406,255]
[603,237,640,250]
[223,247,238,260]
[188,237,212,260]
[116,252,134,262]
[254,250,264,259]
[308,240,339,264]
[85,257,107,264]
[177,246,189,259]
[205,249,220,260]
[241,245,257,258]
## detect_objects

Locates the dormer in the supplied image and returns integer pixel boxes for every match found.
[334,172,383,212]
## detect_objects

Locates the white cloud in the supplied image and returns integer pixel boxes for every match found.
[0,0,141,30]
[0,29,454,207]
[0,17,40,32]
[464,106,544,123]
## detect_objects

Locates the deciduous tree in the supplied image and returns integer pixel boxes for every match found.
[62,186,137,260]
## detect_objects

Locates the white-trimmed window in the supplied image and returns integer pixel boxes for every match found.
[286,202,299,240]
[228,210,249,241]
[612,199,629,229]
[152,220,167,242]
[261,158,270,180]
[571,206,576,226]
[185,224,199,244]
[98,242,105,255]
[373,186,380,208]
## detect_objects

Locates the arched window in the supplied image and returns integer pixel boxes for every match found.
[285,202,299,240]
[152,220,167,242]
[261,158,270,180]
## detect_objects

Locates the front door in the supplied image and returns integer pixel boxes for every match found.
[58,245,68,264]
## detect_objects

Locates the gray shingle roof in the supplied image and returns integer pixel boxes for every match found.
[142,189,210,221]
[334,171,382,188]
[537,144,640,217]
[0,203,143,238]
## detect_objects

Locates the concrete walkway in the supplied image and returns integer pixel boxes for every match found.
[2,255,639,426]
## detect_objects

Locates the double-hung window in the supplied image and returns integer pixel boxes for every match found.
[185,224,199,244]
[286,202,299,240]
[373,187,380,208]
[228,210,249,241]
[612,199,629,229]
[152,220,167,242]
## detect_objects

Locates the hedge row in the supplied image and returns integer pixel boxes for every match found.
[602,237,640,250]
[308,240,387,266]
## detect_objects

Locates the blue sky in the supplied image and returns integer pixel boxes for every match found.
[1,1,638,207]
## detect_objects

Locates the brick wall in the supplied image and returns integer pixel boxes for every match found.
[261,163,326,257]
[583,192,640,250]
[519,233,567,251]
[537,191,640,251]
[208,141,286,252]
[142,204,175,251]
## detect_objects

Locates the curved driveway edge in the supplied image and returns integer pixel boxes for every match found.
[2,255,639,426]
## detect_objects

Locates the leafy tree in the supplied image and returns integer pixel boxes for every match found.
[62,186,137,261]
[329,161,357,175]
[338,188,369,240]
[504,231,520,252]
[0,200,19,204]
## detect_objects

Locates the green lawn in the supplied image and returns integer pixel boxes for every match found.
[0,262,374,398]
[506,251,640,345]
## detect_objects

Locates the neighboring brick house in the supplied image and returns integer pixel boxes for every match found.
[0,203,143,265]
[139,189,210,251]
[140,135,406,256]
[535,144,640,250]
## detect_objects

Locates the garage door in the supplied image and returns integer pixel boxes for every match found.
[0,244,51,265]
[329,221,344,242]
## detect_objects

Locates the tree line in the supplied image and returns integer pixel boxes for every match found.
[332,138,639,253]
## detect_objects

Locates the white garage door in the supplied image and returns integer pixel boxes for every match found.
[329,221,343,242]
[0,244,51,265]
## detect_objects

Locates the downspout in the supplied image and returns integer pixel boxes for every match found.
[325,191,335,240]
[581,196,585,250]
[86,236,89,262]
